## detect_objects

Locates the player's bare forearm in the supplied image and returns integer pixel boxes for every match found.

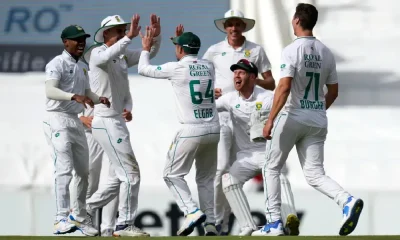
[325,83,339,110]
[325,92,338,110]
[257,71,276,90]
[256,78,275,91]
[268,77,291,122]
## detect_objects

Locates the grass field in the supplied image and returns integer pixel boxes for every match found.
[1,236,400,240]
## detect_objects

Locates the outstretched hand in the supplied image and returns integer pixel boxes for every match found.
[126,14,141,39]
[150,14,161,37]
[139,26,156,51]
[170,24,184,42]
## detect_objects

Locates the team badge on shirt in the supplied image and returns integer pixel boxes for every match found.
[244,49,251,57]
[256,102,262,110]
[83,68,87,76]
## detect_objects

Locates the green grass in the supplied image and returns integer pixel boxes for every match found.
[0,236,400,240]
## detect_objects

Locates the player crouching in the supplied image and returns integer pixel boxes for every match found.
[216,59,299,236]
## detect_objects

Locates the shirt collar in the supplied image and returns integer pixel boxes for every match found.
[237,86,256,101]
[224,37,247,51]
[62,50,79,63]
[179,54,198,62]
[294,36,316,41]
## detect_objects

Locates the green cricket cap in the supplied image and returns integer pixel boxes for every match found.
[171,32,201,54]
[61,25,91,40]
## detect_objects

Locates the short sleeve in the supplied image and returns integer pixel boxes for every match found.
[45,60,62,81]
[280,48,296,78]
[216,93,230,112]
[256,47,272,73]
[326,55,338,84]
[202,46,213,62]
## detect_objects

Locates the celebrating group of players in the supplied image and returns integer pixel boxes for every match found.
[43,2,364,237]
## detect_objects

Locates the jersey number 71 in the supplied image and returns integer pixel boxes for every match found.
[189,79,214,104]
[304,72,320,101]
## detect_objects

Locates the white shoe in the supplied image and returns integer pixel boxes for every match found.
[204,223,218,236]
[239,226,255,236]
[53,218,76,234]
[101,228,114,237]
[339,196,364,236]
[68,214,98,236]
[285,214,300,236]
[252,220,284,236]
[177,208,206,236]
[113,225,150,237]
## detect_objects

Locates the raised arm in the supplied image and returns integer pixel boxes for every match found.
[138,51,175,79]
[90,37,131,67]
[91,14,141,67]
[138,26,175,79]
[125,14,162,67]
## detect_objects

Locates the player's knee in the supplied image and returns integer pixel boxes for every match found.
[265,161,284,175]
[304,171,324,188]
[221,173,243,191]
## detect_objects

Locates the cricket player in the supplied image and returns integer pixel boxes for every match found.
[43,25,110,236]
[203,9,276,234]
[256,3,364,236]
[78,107,119,236]
[83,14,161,237]
[138,26,220,236]
[216,59,298,236]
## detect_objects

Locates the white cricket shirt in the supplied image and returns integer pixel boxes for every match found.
[138,52,219,125]
[217,87,273,152]
[45,50,90,114]
[280,36,338,128]
[88,35,161,117]
[203,38,271,94]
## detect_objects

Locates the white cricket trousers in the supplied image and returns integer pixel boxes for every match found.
[263,113,351,222]
[214,112,234,227]
[163,123,220,223]
[78,130,118,230]
[87,115,140,226]
[43,112,89,222]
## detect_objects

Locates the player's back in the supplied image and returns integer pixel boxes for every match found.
[170,56,219,125]
[282,37,337,128]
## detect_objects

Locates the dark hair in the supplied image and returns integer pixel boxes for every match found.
[294,3,318,30]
